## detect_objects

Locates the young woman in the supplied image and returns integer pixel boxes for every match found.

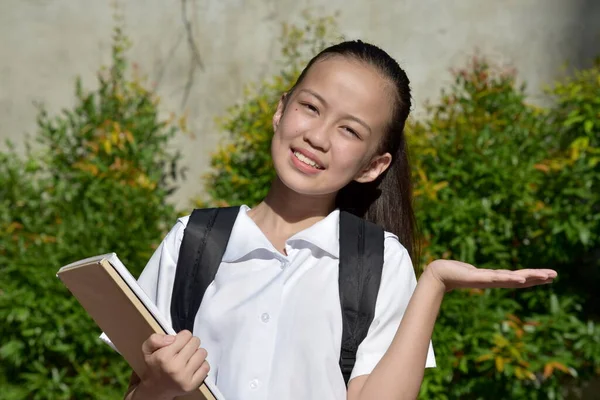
[123,41,556,400]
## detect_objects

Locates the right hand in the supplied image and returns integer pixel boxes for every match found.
[136,330,210,400]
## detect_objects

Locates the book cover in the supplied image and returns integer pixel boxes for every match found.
[57,253,224,400]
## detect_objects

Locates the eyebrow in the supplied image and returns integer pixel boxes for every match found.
[298,88,372,135]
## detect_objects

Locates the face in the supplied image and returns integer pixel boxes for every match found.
[271,56,395,197]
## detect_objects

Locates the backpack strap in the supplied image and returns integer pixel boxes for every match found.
[338,211,385,385]
[170,206,240,333]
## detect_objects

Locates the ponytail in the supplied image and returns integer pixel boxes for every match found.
[336,132,418,269]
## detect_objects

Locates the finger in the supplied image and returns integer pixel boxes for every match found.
[476,268,557,276]
[486,269,554,279]
[486,269,555,282]
[190,360,211,387]
[494,269,556,285]
[490,270,523,279]
[186,347,208,371]
[516,278,556,288]
[159,330,194,358]
[515,269,557,278]
[142,333,176,356]
[456,270,525,289]
[477,272,556,289]
[176,335,201,364]
[485,270,527,284]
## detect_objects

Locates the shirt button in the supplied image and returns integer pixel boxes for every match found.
[261,312,270,323]
[249,379,260,390]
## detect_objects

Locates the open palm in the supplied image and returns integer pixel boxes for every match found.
[427,260,557,292]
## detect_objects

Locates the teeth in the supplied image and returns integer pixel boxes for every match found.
[294,151,322,169]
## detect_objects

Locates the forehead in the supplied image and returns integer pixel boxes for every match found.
[296,56,394,132]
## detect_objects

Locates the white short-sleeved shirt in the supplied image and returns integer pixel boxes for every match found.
[121,205,435,399]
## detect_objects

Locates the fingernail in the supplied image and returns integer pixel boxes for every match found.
[165,335,175,344]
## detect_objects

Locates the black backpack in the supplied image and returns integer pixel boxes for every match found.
[170,207,384,385]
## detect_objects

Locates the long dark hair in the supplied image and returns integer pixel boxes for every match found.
[286,40,419,268]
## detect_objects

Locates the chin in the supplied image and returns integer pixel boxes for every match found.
[275,168,343,198]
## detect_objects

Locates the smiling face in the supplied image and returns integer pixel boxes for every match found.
[271,56,396,198]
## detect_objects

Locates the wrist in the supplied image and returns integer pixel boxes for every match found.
[133,380,175,400]
[420,264,448,294]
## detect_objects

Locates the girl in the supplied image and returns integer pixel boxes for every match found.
[123,41,556,400]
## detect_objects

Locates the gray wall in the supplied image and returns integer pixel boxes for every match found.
[1,0,599,208]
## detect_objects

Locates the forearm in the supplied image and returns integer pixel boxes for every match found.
[353,269,445,400]
[127,384,174,400]
[124,372,140,400]
[124,387,137,400]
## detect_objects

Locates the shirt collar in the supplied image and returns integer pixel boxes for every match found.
[221,205,275,263]
[221,206,340,262]
[287,209,340,259]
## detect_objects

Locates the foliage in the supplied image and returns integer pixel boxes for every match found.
[410,58,600,399]
[531,61,600,309]
[421,289,600,399]
[0,24,183,399]
[200,17,600,399]
[409,59,548,270]
[409,58,600,399]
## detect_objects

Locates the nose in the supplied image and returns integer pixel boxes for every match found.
[303,123,331,152]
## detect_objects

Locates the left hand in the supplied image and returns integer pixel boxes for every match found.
[425,259,557,292]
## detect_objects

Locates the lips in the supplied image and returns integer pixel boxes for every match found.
[291,148,325,170]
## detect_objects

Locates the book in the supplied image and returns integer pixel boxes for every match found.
[57,253,225,400]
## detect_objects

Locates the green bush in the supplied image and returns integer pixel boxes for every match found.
[0,25,183,399]
[531,62,600,310]
[410,59,600,399]
[200,18,600,400]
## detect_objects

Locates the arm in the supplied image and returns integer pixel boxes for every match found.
[124,371,141,400]
[348,260,556,400]
[347,267,443,400]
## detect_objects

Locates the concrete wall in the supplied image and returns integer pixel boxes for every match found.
[1,0,599,208]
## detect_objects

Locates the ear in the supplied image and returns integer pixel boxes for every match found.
[354,152,393,183]
[272,93,287,132]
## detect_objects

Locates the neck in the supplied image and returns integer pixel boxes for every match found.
[248,176,337,238]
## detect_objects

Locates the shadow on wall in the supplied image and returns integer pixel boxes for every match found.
[569,0,600,69]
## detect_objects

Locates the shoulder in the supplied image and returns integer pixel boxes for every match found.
[382,231,412,268]
[379,231,417,304]
[164,214,190,249]
[165,206,247,252]
[176,214,190,231]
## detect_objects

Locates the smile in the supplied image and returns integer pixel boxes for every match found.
[293,151,324,170]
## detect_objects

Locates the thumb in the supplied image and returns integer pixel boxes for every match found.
[142,333,176,356]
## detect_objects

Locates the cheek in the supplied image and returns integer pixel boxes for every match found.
[276,108,311,140]
[330,140,371,174]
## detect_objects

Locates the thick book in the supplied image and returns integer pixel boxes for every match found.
[57,253,224,400]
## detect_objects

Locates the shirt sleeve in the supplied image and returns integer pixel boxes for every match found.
[137,216,188,318]
[99,216,189,349]
[350,234,436,380]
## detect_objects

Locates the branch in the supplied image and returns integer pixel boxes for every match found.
[180,0,205,108]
